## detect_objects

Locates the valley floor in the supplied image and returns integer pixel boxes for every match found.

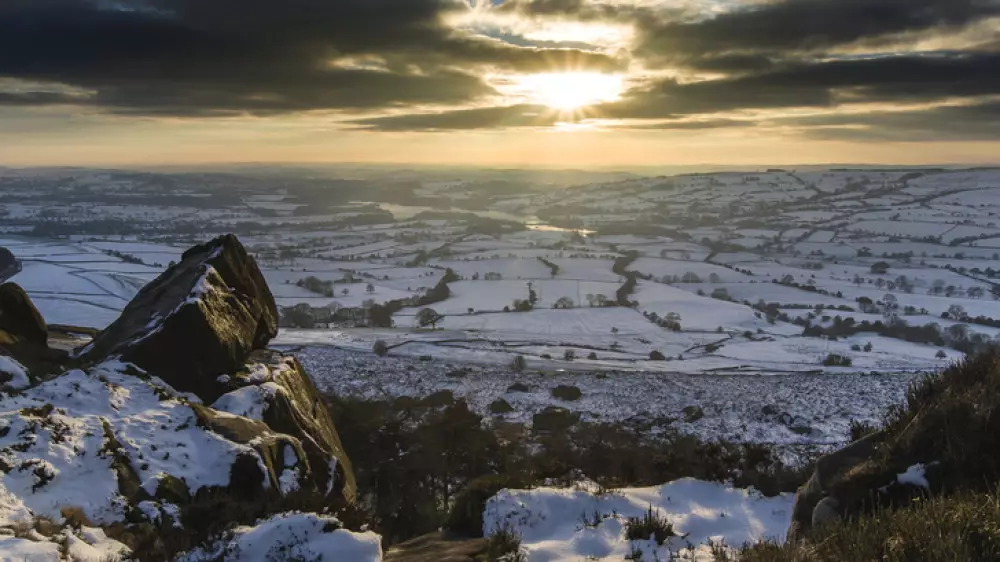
[290,343,919,449]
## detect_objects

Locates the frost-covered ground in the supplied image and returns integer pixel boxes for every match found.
[292,345,918,448]
[484,479,793,561]
[177,512,381,562]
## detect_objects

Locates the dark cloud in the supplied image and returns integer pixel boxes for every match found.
[351,104,562,131]
[600,52,1000,119]
[786,101,1000,141]
[0,0,619,115]
[349,51,1000,131]
[616,118,756,131]
[635,0,1000,67]
[2,0,999,144]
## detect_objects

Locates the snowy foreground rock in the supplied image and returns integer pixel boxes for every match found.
[0,235,358,560]
[177,512,382,562]
[484,479,794,561]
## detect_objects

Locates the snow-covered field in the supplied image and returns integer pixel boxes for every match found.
[290,345,918,448]
[6,166,1000,453]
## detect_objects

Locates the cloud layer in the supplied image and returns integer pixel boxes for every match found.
[1,0,998,141]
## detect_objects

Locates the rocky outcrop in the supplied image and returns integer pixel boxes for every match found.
[1,234,356,559]
[210,350,356,502]
[0,283,67,381]
[75,234,353,504]
[78,234,278,403]
[0,282,48,347]
[786,430,887,541]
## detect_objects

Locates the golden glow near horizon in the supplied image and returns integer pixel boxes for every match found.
[514,72,626,111]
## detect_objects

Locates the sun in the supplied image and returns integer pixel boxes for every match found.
[517,72,625,111]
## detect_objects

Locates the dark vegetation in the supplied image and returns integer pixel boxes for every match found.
[624,506,675,545]
[368,268,458,327]
[743,348,1000,560]
[537,257,560,277]
[324,392,811,547]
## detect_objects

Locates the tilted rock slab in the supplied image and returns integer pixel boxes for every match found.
[78,234,278,403]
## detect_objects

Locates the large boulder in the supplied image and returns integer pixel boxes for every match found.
[0,283,67,382]
[0,282,47,347]
[0,235,360,559]
[75,234,354,504]
[78,234,278,402]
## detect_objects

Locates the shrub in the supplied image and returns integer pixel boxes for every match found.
[489,399,514,414]
[588,352,598,360]
[936,349,947,359]
[486,525,526,562]
[551,385,582,401]
[448,476,525,538]
[823,353,852,367]
[625,506,674,545]
[532,407,580,431]
[563,349,576,361]
[372,340,388,357]
[506,382,530,393]
[848,419,878,441]
[851,344,862,352]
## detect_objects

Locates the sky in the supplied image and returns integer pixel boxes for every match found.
[1,0,998,168]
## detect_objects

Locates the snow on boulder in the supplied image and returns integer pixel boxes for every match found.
[0,354,29,390]
[483,479,794,561]
[0,536,62,561]
[211,349,356,504]
[0,359,315,530]
[78,234,278,403]
[177,512,382,562]
[0,525,130,562]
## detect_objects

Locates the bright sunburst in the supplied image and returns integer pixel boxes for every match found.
[517,72,625,111]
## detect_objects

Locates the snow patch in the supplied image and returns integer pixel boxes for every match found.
[211,382,281,421]
[0,355,30,390]
[0,360,262,525]
[177,512,382,562]
[484,479,794,561]
[897,463,932,490]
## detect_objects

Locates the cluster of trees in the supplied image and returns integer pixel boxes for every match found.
[537,257,560,277]
[101,248,157,266]
[803,315,996,355]
[775,275,844,298]
[467,272,503,281]
[852,273,915,293]
[822,353,853,367]
[940,304,1000,329]
[553,297,575,309]
[367,269,458,328]
[584,293,613,307]
[643,311,682,331]
[297,276,336,297]
[507,282,538,312]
